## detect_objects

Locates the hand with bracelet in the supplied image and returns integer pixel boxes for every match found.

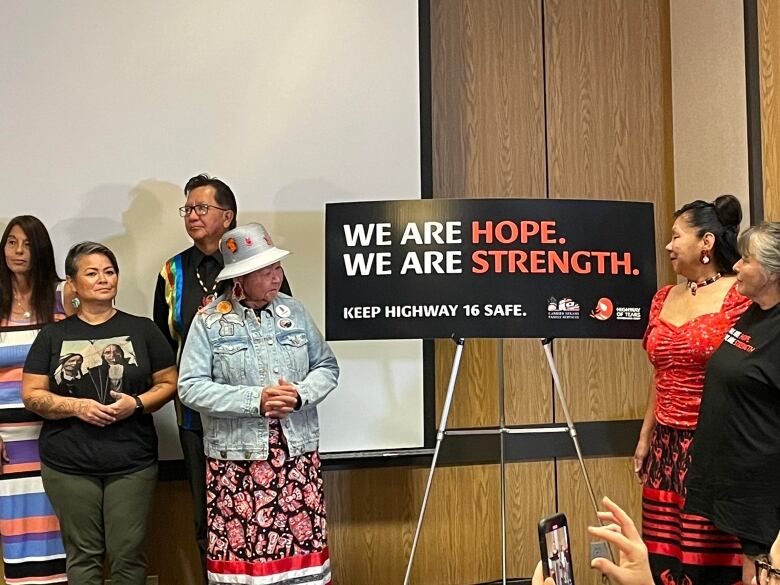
[109,391,144,420]
[107,365,177,421]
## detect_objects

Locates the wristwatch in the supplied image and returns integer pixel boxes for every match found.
[133,395,144,414]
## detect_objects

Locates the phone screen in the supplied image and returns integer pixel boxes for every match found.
[539,514,575,585]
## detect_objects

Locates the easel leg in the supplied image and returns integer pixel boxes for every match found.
[403,337,466,585]
[541,338,601,518]
[541,338,616,568]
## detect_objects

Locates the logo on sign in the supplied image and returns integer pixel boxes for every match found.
[615,306,642,321]
[590,297,614,321]
[547,296,580,320]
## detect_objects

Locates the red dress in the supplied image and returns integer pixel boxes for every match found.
[641,283,750,585]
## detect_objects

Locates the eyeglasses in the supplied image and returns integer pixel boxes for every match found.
[178,204,228,217]
[756,557,780,584]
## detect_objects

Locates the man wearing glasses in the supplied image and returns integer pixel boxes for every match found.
[756,532,780,585]
[152,173,290,583]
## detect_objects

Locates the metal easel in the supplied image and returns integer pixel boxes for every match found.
[403,337,608,585]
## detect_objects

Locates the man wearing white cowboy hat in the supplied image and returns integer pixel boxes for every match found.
[178,223,338,585]
[152,175,291,583]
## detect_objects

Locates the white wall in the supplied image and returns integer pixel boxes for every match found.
[1,0,424,457]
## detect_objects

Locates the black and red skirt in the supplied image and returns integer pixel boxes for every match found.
[642,423,741,585]
[205,421,330,585]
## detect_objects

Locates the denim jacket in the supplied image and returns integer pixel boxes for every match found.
[178,292,339,460]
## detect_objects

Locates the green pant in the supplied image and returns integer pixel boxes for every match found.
[41,463,158,585]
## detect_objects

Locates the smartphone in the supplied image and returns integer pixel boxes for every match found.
[538,513,575,585]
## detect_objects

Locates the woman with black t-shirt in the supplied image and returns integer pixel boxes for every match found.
[21,242,177,585]
[686,222,780,585]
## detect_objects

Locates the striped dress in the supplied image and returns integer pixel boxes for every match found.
[0,315,66,584]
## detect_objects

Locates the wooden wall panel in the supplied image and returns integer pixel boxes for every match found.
[431,0,546,199]
[435,337,500,428]
[327,461,556,584]
[506,461,557,578]
[544,0,674,425]
[504,338,552,425]
[146,481,201,584]
[325,467,424,584]
[760,0,780,219]
[410,465,500,584]
[554,339,654,422]
[544,0,671,202]
[325,463,557,585]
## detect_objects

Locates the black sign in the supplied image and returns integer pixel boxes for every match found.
[325,199,657,340]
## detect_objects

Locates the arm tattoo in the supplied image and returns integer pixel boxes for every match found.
[26,393,82,420]
[54,399,86,417]
[26,393,54,414]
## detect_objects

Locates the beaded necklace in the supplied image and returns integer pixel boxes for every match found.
[195,265,218,307]
[686,272,722,296]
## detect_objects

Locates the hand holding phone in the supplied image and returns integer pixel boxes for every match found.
[539,513,575,585]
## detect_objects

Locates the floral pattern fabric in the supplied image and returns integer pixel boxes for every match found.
[206,420,329,584]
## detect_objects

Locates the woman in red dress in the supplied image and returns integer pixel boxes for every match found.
[634,194,750,584]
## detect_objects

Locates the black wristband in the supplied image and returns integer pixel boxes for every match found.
[134,395,144,414]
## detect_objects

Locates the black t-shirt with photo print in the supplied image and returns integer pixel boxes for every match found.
[24,311,176,476]
[685,302,780,546]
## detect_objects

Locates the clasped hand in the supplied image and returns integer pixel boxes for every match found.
[76,391,137,427]
[261,378,299,419]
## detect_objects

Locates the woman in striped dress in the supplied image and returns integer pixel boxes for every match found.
[0,216,67,584]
